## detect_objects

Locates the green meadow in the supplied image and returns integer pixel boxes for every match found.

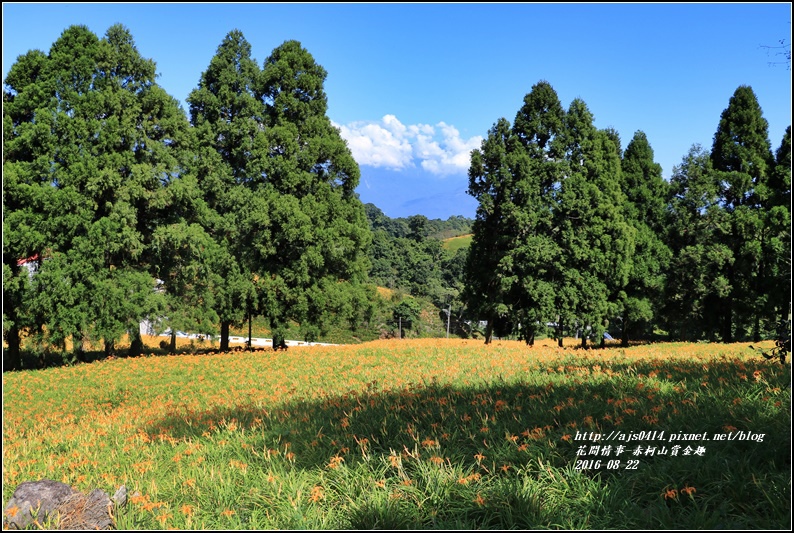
[2,339,790,529]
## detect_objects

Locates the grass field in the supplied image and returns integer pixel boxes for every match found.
[441,233,472,253]
[2,339,790,529]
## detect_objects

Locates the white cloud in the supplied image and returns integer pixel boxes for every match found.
[334,115,482,176]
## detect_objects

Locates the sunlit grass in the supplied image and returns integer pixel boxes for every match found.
[3,339,790,529]
[441,233,473,253]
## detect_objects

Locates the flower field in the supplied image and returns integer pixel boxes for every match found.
[2,339,791,529]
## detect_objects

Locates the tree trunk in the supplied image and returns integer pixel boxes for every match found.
[73,335,86,363]
[272,333,287,350]
[271,318,287,350]
[722,299,733,343]
[248,310,252,350]
[484,320,493,345]
[525,327,535,346]
[104,340,114,358]
[557,319,564,348]
[220,321,230,352]
[128,328,143,357]
[621,316,629,347]
[169,332,177,353]
[5,324,22,370]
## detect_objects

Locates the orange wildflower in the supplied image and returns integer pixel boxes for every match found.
[681,486,696,496]
[309,486,324,503]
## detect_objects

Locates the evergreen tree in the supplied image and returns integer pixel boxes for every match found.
[187,29,263,351]
[619,131,671,345]
[710,85,774,341]
[762,126,792,328]
[554,99,634,348]
[464,118,522,343]
[664,145,729,340]
[3,24,191,361]
[510,80,565,345]
[4,48,52,368]
[256,40,371,348]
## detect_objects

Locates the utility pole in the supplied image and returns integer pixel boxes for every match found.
[248,310,252,350]
[446,303,451,338]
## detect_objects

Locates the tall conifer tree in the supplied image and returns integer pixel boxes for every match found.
[710,85,774,341]
[664,145,729,340]
[464,118,524,344]
[619,131,671,344]
[187,30,263,352]
[510,81,565,344]
[3,24,191,361]
[554,100,634,347]
[256,40,371,348]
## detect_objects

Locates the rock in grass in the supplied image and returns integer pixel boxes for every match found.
[3,479,125,530]
[3,479,76,530]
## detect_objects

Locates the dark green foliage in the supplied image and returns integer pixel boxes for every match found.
[618,131,671,344]
[556,106,635,347]
[464,83,636,347]
[187,29,264,351]
[4,24,790,366]
[392,297,422,335]
[255,40,372,347]
[363,204,472,327]
[4,27,377,364]
[664,145,731,341]
[3,24,191,365]
[463,81,788,348]
[762,126,791,332]
[662,88,787,343]
[464,118,524,344]
[708,86,775,342]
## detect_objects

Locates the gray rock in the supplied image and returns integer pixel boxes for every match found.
[3,480,125,530]
[111,485,127,508]
[3,479,77,529]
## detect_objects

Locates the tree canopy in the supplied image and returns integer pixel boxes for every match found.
[3,27,790,367]
[464,81,789,346]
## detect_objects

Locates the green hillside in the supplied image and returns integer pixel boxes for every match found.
[442,233,472,252]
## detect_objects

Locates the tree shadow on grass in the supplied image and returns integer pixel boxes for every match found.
[141,356,790,529]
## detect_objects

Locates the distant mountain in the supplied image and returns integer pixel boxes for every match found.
[355,166,477,219]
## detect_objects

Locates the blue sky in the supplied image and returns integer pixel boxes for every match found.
[3,2,792,219]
